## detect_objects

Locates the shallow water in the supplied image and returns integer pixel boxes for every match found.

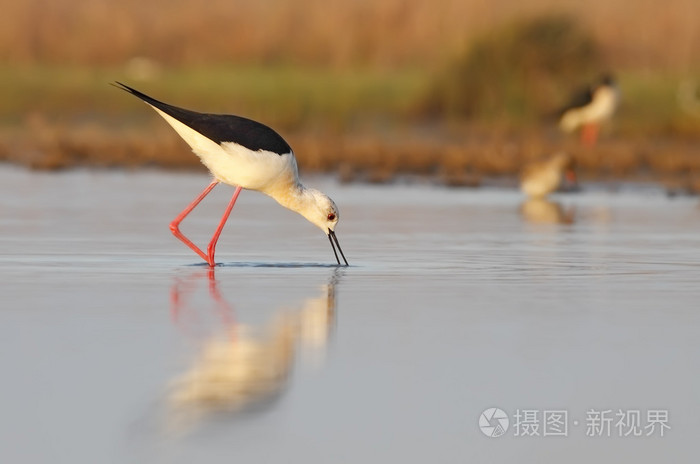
[1,166,699,463]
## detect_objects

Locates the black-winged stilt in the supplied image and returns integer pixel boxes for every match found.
[558,74,619,146]
[113,82,348,267]
[520,152,577,199]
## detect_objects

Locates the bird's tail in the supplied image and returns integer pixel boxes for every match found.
[111,81,170,109]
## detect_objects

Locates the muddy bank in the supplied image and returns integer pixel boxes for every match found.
[2,121,699,193]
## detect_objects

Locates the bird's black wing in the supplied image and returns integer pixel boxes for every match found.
[113,82,292,155]
[558,85,594,115]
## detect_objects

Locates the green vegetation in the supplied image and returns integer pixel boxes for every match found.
[2,61,695,137]
[0,64,425,130]
[417,14,601,121]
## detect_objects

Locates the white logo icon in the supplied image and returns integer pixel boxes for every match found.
[479,407,509,437]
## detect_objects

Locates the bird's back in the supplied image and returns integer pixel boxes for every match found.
[115,82,292,155]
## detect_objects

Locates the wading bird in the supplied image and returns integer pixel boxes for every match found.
[520,152,577,199]
[114,82,348,267]
[558,74,619,146]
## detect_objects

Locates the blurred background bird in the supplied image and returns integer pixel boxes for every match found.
[520,152,577,199]
[558,74,620,146]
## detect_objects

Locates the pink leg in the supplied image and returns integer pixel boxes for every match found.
[206,186,243,266]
[170,180,219,265]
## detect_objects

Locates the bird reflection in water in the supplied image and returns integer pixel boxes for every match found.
[519,198,576,225]
[166,268,339,432]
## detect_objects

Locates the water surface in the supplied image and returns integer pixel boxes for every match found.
[1,166,698,463]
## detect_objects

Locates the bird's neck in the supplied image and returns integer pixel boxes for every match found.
[264,180,310,215]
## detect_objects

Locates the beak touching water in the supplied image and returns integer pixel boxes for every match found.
[328,230,348,266]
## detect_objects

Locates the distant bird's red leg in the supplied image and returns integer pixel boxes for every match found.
[206,186,243,266]
[580,123,600,146]
[170,180,219,265]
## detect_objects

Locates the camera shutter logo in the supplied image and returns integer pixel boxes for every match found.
[479,408,509,437]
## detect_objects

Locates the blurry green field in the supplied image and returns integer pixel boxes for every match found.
[0,64,425,130]
[2,63,697,134]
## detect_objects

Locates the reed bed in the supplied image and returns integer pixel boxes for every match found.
[2,0,698,70]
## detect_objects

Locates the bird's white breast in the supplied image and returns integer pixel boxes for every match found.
[583,86,619,122]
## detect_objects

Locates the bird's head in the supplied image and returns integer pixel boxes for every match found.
[599,73,616,87]
[299,188,348,266]
[300,188,340,231]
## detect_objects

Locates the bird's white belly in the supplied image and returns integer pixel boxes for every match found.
[196,142,296,191]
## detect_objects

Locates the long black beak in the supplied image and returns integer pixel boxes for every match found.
[328,230,348,266]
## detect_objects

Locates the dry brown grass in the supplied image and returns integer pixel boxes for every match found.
[1,0,698,71]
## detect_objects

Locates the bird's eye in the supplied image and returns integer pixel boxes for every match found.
[327,213,336,221]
